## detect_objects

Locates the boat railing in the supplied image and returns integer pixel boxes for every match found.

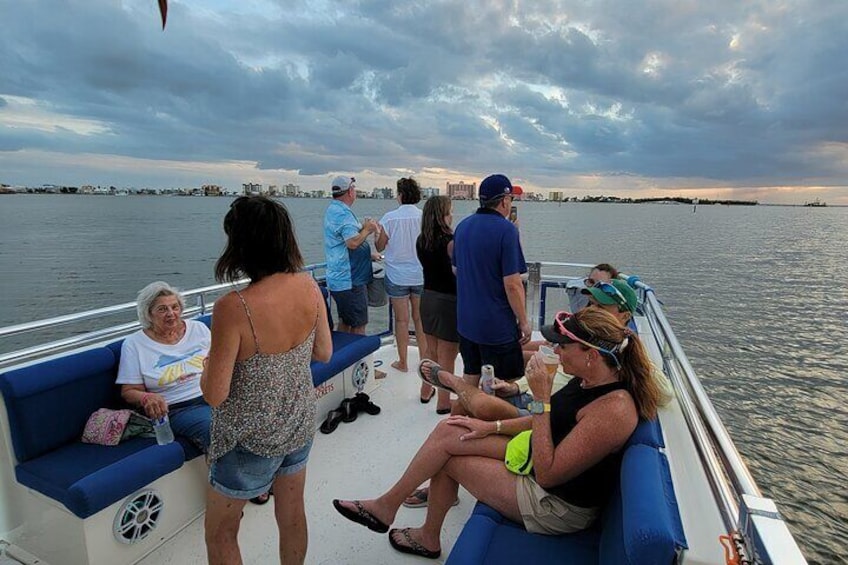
[0,264,335,370]
[0,260,804,561]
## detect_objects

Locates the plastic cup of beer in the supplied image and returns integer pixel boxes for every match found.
[539,346,559,376]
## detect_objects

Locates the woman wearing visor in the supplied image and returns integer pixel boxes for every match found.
[332,308,664,559]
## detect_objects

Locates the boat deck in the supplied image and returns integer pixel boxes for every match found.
[140,344,472,565]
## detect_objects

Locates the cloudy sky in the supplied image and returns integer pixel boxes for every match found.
[1,0,847,204]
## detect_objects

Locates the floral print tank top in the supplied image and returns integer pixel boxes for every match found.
[209,288,318,461]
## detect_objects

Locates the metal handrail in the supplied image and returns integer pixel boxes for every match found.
[631,278,760,498]
[0,259,800,560]
[0,280,245,341]
[0,264,331,368]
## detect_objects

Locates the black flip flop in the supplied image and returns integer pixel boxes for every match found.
[332,499,390,533]
[320,408,345,434]
[388,528,441,559]
[340,398,358,423]
[417,359,455,394]
[352,392,381,415]
[420,388,436,404]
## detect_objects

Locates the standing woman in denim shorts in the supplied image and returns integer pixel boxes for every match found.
[376,178,429,383]
[201,196,332,564]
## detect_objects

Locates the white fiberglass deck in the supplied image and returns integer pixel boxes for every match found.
[140,344,473,565]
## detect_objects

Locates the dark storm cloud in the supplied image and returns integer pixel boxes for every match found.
[1,0,847,191]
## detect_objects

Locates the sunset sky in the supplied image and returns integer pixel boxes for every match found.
[1,1,846,204]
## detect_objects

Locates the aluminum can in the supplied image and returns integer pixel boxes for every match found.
[480,364,495,395]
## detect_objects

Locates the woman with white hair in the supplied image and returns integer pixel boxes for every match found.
[115,281,212,453]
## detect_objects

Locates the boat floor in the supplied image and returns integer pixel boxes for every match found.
[140,344,472,565]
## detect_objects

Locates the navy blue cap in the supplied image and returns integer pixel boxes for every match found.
[478,174,523,202]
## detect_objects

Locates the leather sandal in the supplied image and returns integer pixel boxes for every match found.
[417,359,455,394]
[352,392,381,415]
[340,398,358,423]
[320,408,345,434]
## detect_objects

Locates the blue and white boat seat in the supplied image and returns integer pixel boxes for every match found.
[0,307,380,521]
[446,418,687,564]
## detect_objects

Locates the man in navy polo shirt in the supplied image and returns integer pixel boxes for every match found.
[452,174,530,387]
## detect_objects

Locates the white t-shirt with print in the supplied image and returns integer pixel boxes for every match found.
[116,320,211,405]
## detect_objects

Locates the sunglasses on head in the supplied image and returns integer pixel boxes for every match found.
[553,311,622,368]
[592,281,629,310]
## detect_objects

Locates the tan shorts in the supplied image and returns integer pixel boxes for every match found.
[515,474,599,535]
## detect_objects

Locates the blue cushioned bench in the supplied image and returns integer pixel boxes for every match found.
[446,418,687,565]
[0,303,380,520]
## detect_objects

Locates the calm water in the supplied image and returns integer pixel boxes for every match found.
[1,195,846,563]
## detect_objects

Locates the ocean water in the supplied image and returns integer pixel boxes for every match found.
[1,194,846,563]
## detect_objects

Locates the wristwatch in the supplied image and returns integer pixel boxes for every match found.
[527,401,551,415]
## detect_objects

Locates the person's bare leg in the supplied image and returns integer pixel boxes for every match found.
[420,333,439,401]
[421,361,519,421]
[435,339,458,412]
[205,486,248,565]
[391,455,523,554]
[390,296,411,372]
[335,419,508,527]
[409,294,429,363]
[273,469,308,565]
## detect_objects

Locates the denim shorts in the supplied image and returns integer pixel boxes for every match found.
[385,276,424,298]
[332,285,368,328]
[209,441,313,500]
[505,392,534,417]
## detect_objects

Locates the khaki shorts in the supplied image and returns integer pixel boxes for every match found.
[515,474,599,535]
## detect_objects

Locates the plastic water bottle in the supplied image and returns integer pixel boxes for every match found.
[480,364,496,395]
[153,415,174,445]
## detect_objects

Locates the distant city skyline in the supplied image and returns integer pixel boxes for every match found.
[1,1,847,205]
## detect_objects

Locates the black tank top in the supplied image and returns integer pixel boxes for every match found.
[415,233,456,295]
[544,377,628,508]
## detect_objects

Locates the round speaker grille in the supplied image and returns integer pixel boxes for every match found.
[351,360,370,392]
[113,489,163,545]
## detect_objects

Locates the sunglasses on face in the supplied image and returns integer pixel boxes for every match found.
[553,311,621,368]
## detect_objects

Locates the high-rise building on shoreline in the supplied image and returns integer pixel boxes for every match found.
[446,181,475,200]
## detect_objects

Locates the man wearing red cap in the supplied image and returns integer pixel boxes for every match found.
[451,174,530,391]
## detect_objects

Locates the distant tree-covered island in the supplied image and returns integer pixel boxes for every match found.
[571,195,758,206]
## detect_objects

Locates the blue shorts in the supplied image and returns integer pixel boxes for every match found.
[332,286,368,328]
[459,336,525,381]
[209,441,312,500]
[385,276,424,298]
[505,392,534,417]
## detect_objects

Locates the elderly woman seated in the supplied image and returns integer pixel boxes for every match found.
[116,281,273,505]
[333,308,665,559]
[116,281,213,452]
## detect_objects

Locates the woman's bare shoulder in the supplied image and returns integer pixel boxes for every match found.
[582,389,638,427]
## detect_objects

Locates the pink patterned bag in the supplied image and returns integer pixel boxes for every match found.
[81,408,133,446]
